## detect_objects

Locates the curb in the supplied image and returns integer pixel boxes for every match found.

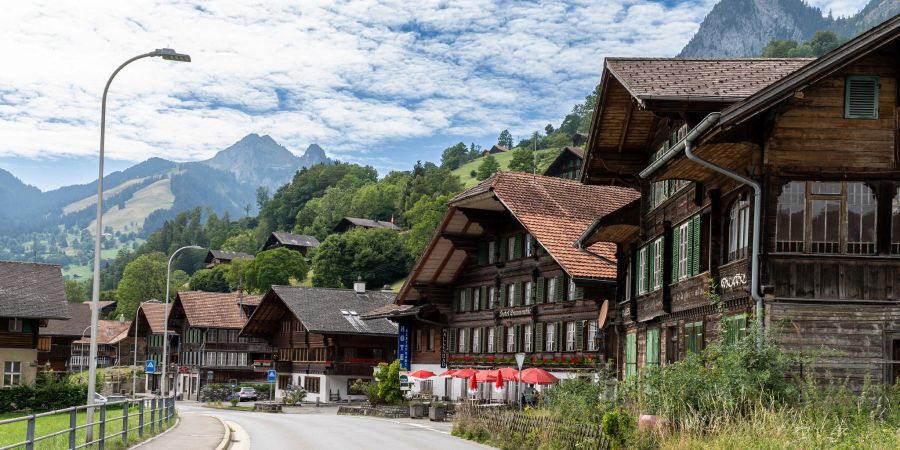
[212,415,232,450]
[128,417,181,449]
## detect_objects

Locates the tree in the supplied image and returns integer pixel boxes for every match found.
[497,130,513,149]
[762,39,799,57]
[439,142,470,170]
[224,257,253,292]
[221,231,259,255]
[809,31,840,56]
[189,265,231,292]
[255,186,270,209]
[312,228,412,288]
[374,359,403,405]
[115,252,188,319]
[508,147,536,174]
[64,279,87,303]
[545,124,555,135]
[475,154,501,180]
[403,194,449,257]
[244,248,308,293]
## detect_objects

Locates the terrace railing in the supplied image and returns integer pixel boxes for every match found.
[0,396,175,450]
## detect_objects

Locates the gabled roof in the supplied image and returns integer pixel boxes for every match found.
[336,217,401,231]
[399,173,638,304]
[206,250,253,262]
[173,291,261,329]
[128,301,172,336]
[605,58,812,103]
[73,319,131,345]
[543,146,585,177]
[44,303,93,337]
[0,260,69,320]
[268,232,320,248]
[242,286,398,337]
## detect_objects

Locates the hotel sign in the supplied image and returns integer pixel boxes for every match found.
[497,306,533,319]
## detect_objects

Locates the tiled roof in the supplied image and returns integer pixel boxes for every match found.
[136,301,168,334]
[73,319,131,345]
[0,260,69,319]
[271,286,398,336]
[340,218,401,231]
[176,291,262,329]
[207,250,254,261]
[44,303,93,336]
[271,232,320,248]
[458,172,638,279]
[605,58,813,101]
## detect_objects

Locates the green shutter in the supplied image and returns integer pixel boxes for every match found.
[448,328,457,354]
[671,230,680,284]
[646,328,659,365]
[501,284,508,307]
[535,323,544,352]
[515,281,523,305]
[514,234,523,259]
[691,215,701,276]
[555,275,564,301]
[478,242,488,265]
[575,322,584,351]
[464,289,471,311]
[625,333,636,378]
[844,75,880,119]
[495,325,503,352]
[641,249,650,293]
[535,277,545,303]
[555,321,563,352]
[575,284,584,300]
[514,324,522,352]
[499,238,508,262]
[648,243,656,290]
[479,286,487,311]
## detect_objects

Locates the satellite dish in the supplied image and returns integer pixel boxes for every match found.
[598,300,609,328]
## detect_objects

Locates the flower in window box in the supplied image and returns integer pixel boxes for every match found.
[486,356,495,362]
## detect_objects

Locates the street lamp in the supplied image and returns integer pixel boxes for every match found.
[87,48,190,440]
[79,326,91,373]
[160,245,204,396]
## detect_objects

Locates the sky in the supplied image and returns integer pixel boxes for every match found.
[0,0,869,190]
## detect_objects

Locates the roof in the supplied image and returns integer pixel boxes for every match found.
[269,232,320,248]
[206,250,253,262]
[0,260,69,320]
[174,291,262,329]
[605,58,813,103]
[73,319,131,345]
[400,173,638,304]
[362,303,426,320]
[244,286,398,336]
[543,146,585,177]
[337,217,401,231]
[44,303,93,337]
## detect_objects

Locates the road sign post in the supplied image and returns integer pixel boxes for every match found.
[267,369,276,401]
[145,360,156,374]
[515,353,525,410]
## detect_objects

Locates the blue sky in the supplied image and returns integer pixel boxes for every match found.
[0,0,868,190]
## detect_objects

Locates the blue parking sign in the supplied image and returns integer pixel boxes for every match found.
[145,360,156,374]
[267,369,276,382]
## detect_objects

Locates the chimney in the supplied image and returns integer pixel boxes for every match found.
[354,276,366,294]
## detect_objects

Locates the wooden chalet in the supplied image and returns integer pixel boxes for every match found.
[543,146,585,180]
[71,318,135,371]
[374,172,637,400]
[240,284,397,403]
[263,232,320,256]
[482,145,510,156]
[128,301,175,393]
[40,303,93,373]
[205,249,253,268]
[0,261,69,387]
[333,217,401,233]
[579,15,900,386]
[166,291,269,400]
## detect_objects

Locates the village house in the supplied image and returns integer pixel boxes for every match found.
[263,231,320,256]
[205,249,254,268]
[70,317,135,370]
[482,144,510,156]
[166,291,270,400]
[0,261,69,386]
[129,300,175,392]
[543,146,585,180]
[578,15,900,385]
[39,302,92,373]
[333,217,401,233]
[371,172,637,401]
[240,284,397,403]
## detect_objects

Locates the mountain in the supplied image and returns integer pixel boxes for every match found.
[201,134,330,191]
[679,0,900,57]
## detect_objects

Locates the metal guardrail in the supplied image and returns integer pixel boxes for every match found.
[0,396,175,450]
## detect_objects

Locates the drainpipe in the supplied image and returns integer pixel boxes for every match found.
[639,112,765,349]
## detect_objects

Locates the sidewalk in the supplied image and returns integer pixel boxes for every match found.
[137,411,228,450]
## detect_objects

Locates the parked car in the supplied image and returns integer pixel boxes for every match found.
[238,387,258,401]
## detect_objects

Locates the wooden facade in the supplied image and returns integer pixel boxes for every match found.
[581,18,900,385]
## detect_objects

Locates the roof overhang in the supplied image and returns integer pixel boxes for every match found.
[577,198,641,247]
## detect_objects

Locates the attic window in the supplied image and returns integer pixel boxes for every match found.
[844,76,879,119]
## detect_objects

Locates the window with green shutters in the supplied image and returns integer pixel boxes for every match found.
[625,333,637,378]
[513,233,523,259]
[575,321,584,351]
[672,215,702,283]
[636,247,648,295]
[495,325,504,352]
[546,276,557,302]
[554,275,564,301]
[844,75,879,119]
[651,237,664,291]
[536,277,545,303]
[645,328,660,365]
[691,215,701,275]
[724,314,748,345]
[525,233,534,257]
[514,281,523,305]
[685,321,703,354]
[514,324,523,352]
[534,323,544,351]
[448,328,457,354]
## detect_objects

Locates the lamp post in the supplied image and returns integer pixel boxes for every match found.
[80,326,91,373]
[160,245,203,397]
[87,48,191,441]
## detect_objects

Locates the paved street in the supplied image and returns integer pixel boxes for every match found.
[174,402,492,450]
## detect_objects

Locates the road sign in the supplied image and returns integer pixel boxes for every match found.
[515,353,526,370]
[399,372,410,391]
[145,360,156,374]
[267,369,276,382]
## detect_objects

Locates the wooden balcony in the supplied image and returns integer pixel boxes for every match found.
[768,254,900,301]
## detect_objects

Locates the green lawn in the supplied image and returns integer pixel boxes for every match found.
[0,405,172,450]
[451,148,560,188]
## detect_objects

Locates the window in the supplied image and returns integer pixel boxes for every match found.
[724,314,748,345]
[565,322,576,351]
[525,234,534,257]
[3,362,21,387]
[524,281,533,305]
[427,328,435,351]
[507,236,517,260]
[8,318,22,332]
[295,320,305,332]
[672,215,701,282]
[893,188,900,254]
[473,288,481,311]
[488,287,496,309]
[415,330,422,352]
[545,323,556,352]
[487,327,495,353]
[304,377,320,393]
[506,327,516,353]
[524,324,533,352]
[728,199,750,261]
[625,333,636,378]
[844,75,879,119]
[547,277,557,302]
[624,263,632,301]
[218,352,227,366]
[488,240,497,264]
[587,320,598,351]
[776,181,877,255]
[651,238,664,290]
[635,247,648,295]
[685,322,704,354]
[471,328,481,353]
[458,329,467,353]
[645,328,660,365]
[506,283,515,307]
[38,336,51,352]
[567,278,575,301]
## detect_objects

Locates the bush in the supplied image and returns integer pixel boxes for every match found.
[352,379,382,406]
[282,388,307,405]
[0,374,87,413]
[601,409,635,449]
[200,383,232,403]
[374,360,403,405]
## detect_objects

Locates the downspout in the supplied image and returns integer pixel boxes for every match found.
[639,112,764,349]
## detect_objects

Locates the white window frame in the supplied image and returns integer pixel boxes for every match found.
[545,323,556,352]
[587,320,598,351]
[488,240,496,263]
[524,324,533,352]
[458,329,467,353]
[505,327,515,353]
[473,288,481,310]
[525,233,533,257]
[566,322,576,351]
[567,278,577,301]
[636,247,648,295]
[8,318,23,332]
[487,327,495,353]
[471,328,481,353]
[677,221,690,281]
[547,277,557,302]
[507,284,515,307]
[524,281,533,305]
[3,361,22,386]
[488,287,496,309]
[652,238,664,291]
[507,236,516,260]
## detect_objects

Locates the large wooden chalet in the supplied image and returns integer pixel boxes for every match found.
[240,284,398,403]
[129,301,176,393]
[578,15,900,385]
[40,303,93,373]
[372,172,637,400]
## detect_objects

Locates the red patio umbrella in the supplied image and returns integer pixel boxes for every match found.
[497,367,519,379]
[494,369,505,392]
[408,369,436,379]
[518,368,558,385]
[469,373,478,391]
[476,370,498,382]
[452,368,477,379]
[437,369,457,377]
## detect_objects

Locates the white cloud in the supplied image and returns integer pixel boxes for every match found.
[0,0,718,168]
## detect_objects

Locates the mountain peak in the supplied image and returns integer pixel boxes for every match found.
[201,134,331,190]
[304,143,326,159]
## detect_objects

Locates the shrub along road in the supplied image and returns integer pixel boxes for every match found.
[175,402,491,449]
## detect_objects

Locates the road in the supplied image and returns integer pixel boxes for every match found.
[176,402,492,450]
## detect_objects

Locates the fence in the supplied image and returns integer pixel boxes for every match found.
[454,402,609,449]
[0,396,175,450]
